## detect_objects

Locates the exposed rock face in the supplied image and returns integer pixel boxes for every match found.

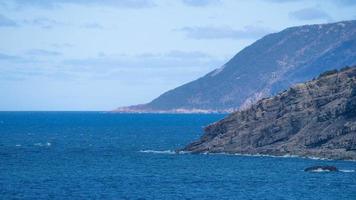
[182,66,356,160]
[116,20,356,113]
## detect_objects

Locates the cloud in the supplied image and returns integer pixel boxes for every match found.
[51,43,74,48]
[23,18,104,30]
[0,50,224,82]
[63,50,221,69]
[139,50,211,59]
[22,17,62,29]
[263,0,301,3]
[0,53,21,60]
[289,7,332,21]
[263,0,356,6]
[82,23,104,29]
[0,63,66,81]
[60,51,224,80]
[26,49,62,56]
[334,0,356,6]
[0,16,61,29]
[0,14,17,27]
[166,50,211,59]
[181,0,221,7]
[4,0,155,9]
[1,50,62,64]
[176,25,273,40]
[59,51,225,81]
[0,52,32,63]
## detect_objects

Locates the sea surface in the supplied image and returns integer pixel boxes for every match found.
[0,112,355,200]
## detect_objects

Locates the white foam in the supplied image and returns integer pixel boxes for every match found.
[306,156,330,161]
[139,150,175,154]
[141,150,355,162]
[309,169,332,173]
[340,169,355,173]
[34,143,43,146]
[177,151,190,154]
[233,153,293,158]
[15,144,21,147]
[34,142,51,147]
[282,154,299,158]
[214,152,335,161]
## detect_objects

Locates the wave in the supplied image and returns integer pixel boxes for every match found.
[340,169,355,173]
[308,169,334,173]
[307,169,354,173]
[139,150,176,154]
[139,149,191,155]
[224,152,331,160]
[306,156,331,161]
[140,150,355,162]
[209,152,349,161]
[34,142,51,147]
[233,153,300,158]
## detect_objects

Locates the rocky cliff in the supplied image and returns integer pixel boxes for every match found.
[182,66,356,160]
[116,20,356,113]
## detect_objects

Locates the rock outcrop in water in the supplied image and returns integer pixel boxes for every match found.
[304,166,338,172]
[116,20,356,113]
[182,66,356,160]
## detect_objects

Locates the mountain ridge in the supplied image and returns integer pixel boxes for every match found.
[115,20,356,113]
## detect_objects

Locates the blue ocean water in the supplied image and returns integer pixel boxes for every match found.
[0,112,355,200]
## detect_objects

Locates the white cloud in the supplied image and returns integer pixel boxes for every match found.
[3,0,156,9]
[181,0,221,7]
[289,7,332,21]
[177,25,274,40]
[0,14,17,27]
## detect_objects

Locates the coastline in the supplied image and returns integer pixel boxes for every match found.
[140,149,356,162]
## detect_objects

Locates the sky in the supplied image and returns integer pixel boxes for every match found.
[0,0,355,111]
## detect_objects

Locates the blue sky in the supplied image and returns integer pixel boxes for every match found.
[0,0,355,111]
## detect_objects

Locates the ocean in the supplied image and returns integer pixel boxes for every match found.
[0,112,355,200]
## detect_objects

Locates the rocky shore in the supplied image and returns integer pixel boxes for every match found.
[181,66,356,160]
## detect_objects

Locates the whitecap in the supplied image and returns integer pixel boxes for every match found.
[34,142,51,147]
[306,156,330,161]
[340,169,355,173]
[231,152,334,161]
[281,154,299,158]
[142,150,356,162]
[34,143,43,146]
[309,169,333,173]
[15,144,21,147]
[175,150,193,155]
[139,150,175,154]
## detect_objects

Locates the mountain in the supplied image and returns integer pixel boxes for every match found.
[181,66,356,160]
[115,20,356,113]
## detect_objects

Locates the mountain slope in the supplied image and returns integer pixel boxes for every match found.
[182,66,356,160]
[116,20,356,113]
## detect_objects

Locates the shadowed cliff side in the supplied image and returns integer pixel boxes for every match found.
[182,66,356,160]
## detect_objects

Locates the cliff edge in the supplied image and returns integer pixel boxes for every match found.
[182,66,356,160]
